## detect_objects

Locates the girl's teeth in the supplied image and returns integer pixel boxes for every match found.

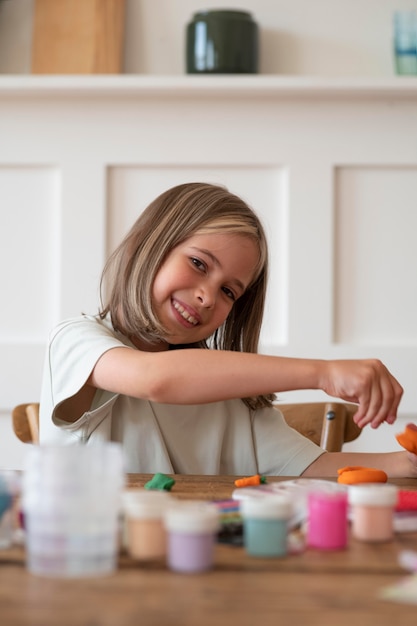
[173,301,198,325]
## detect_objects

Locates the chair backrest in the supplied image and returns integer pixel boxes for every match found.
[276,401,361,452]
[11,400,360,451]
[12,403,40,444]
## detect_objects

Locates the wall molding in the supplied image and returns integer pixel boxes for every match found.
[0,75,417,100]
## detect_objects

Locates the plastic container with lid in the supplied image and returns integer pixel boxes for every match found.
[122,489,173,560]
[307,490,348,551]
[348,483,398,542]
[22,443,124,578]
[240,494,292,557]
[164,501,220,573]
[0,471,20,549]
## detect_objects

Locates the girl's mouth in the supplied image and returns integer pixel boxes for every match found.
[172,300,199,326]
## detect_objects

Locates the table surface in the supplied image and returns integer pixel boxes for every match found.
[2,474,417,626]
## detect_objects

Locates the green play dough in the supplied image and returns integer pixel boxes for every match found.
[144,473,176,491]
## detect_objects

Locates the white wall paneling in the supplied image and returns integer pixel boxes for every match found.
[1,76,417,467]
[335,166,417,345]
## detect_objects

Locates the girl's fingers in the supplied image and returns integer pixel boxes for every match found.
[357,371,401,429]
[370,379,394,428]
[380,376,403,426]
[325,359,403,430]
[367,373,402,428]
[354,379,382,429]
[384,392,402,425]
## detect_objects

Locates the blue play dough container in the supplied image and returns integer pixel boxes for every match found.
[241,495,292,557]
[0,492,12,516]
[0,475,15,549]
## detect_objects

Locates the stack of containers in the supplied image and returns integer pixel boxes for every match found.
[22,443,125,577]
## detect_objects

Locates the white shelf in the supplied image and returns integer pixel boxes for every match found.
[0,75,416,100]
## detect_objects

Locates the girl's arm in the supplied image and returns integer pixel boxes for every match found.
[88,346,402,429]
[302,450,417,479]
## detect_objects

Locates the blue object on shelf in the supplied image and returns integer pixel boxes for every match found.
[393,10,417,75]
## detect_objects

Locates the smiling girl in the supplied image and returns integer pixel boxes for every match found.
[40,182,417,477]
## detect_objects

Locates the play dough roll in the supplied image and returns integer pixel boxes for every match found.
[337,466,388,485]
[396,424,417,454]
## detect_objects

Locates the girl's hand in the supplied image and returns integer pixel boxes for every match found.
[405,451,417,478]
[318,359,403,429]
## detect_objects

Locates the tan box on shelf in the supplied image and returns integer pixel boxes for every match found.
[31,0,125,74]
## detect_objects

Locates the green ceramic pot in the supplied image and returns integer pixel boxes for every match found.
[186,9,259,74]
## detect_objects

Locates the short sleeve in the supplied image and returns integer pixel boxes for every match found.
[47,315,128,409]
[40,315,131,442]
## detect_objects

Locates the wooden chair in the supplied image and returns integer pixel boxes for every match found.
[276,401,361,452]
[10,400,361,452]
[12,403,40,444]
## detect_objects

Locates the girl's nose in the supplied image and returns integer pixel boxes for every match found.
[196,285,215,308]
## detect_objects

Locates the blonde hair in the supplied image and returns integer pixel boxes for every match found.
[99,182,274,409]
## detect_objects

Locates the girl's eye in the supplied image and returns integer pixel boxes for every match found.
[222,287,236,301]
[190,257,206,271]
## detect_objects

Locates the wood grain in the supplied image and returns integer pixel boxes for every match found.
[1,475,416,624]
[32,0,125,74]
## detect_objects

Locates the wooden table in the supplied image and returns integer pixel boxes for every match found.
[1,474,417,625]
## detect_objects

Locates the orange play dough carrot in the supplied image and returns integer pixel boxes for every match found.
[234,474,266,487]
[396,423,417,455]
[337,466,388,485]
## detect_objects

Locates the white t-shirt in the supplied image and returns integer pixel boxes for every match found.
[40,314,325,475]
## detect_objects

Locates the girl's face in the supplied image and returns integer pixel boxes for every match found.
[151,232,259,345]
